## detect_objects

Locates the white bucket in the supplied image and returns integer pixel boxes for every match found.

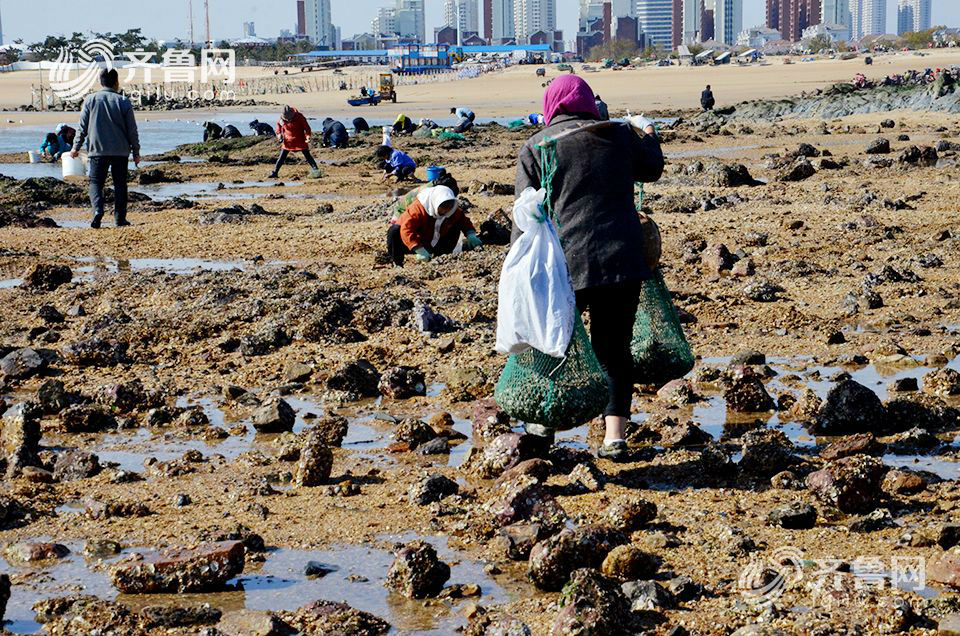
[61,153,86,178]
[27,151,39,164]
[382,126,392,147]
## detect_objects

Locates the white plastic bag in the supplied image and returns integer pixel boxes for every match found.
[495,187,576,359]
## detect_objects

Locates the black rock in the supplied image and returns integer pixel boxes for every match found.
[767,502,817,529]
[813,380,887,435]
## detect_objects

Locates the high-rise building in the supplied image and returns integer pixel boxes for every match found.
[484,0,494,40]
[491,0,516,42]
[897,0,931,34]
[372,6,397,36]
[242,21,256,37]
[765,0,821,42]
[820,0,849,28]
[681,0,700,43]
[297,0,306,37]
[671,0,683,48]
[457,0,481,36]
[304,0,334,46]
[580,0,606,30]
[444,0,458,27]
[849,0,886,40]
[396,0,426,42]
[714,0,742,45]
[514,0,556,43]
[636,0,674,50]
[611,0,635,16]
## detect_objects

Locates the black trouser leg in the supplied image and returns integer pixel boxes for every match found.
[386,224,411,266]
[301,149,319,170]
[396,165,415,181]
[432,228,462,256]
[273,149,289,175]
[110,157,128,224]
[88,156,109,224]
[576,283,641,418]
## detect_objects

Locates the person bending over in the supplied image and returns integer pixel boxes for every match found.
[375,145,417,182]
[386,185,482,266]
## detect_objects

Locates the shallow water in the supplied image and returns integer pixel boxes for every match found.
[0,533,515,635]
[71,256,295,277]
[0,115,523,160]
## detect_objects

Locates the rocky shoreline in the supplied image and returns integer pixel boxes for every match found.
[0,112,958,635]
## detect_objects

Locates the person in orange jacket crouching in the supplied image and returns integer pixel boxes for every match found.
[386,186,482,266]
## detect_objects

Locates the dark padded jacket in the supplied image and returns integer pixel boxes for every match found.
[513,114,664,291]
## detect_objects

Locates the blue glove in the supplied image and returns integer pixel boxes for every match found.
[414,247,431,262]
[465,232,483,250]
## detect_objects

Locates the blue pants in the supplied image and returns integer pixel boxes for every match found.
[88,156,128,225]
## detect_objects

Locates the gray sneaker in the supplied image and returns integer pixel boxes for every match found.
[598,440,629,461]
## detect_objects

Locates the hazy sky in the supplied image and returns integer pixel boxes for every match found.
[2,1,959,45]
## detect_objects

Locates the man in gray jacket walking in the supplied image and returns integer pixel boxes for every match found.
[70,69,140,228]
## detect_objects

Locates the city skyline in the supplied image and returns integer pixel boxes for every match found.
[0,0,957,47]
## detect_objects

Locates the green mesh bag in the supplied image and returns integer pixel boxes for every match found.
[508,119,527,130]
[494,137,609,431]
[494,315,609,431]
[631,269,695,386]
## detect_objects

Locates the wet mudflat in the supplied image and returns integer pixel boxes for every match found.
[2,100,960,636]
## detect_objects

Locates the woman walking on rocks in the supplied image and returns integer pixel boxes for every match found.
[513,75,664,460]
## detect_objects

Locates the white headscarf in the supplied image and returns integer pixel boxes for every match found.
[417,186,459,248]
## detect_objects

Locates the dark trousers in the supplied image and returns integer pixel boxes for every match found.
[386,224,461,266]
[89,156,128,225]
[273,149,318,175]
[576,282,641,418]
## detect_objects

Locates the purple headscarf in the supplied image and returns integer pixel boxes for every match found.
[543,75,600,126]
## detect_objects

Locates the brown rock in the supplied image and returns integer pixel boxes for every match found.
[217,610,293,636]
[820,433,885,461]
[111,541,245,593]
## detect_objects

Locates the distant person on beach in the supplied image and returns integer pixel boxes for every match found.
[513,74,663,460]
[393,114,416,135]
[450,106,475,122]
[270,106,320,179]
[452,116,474,134]
[701,85,715,111]
[56,123,76,147]
[352,117,370,133]
[70,68,140,229]
[595,95,609,120]
[221,124,243,139]
[321,118,349,148]
[203,121,223,141]
[375,145,417,182]
[40,132,69,162]
[386,185,481,266]
[249,119,275,136]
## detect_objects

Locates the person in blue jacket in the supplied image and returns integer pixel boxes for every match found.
[40,132,70,162]
[376,145,416,182]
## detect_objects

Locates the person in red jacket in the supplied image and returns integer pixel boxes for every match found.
[269,106,320,178]
[386,186,482,266]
